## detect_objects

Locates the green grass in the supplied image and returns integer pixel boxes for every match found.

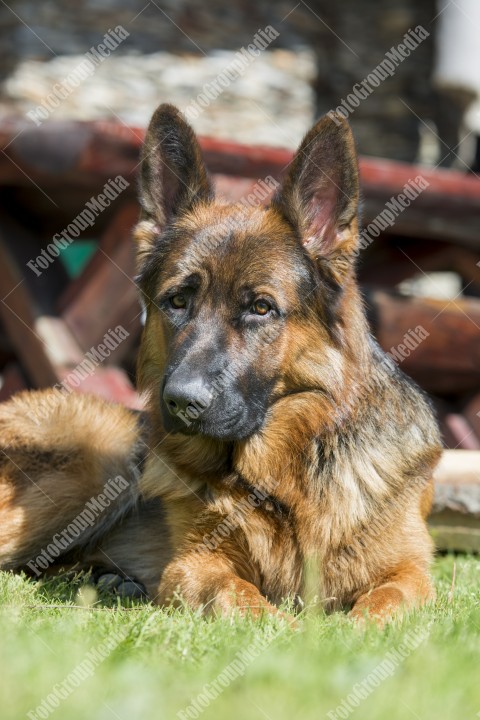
[0,556,479,720]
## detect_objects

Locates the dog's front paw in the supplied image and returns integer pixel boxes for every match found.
[96,572,147,600]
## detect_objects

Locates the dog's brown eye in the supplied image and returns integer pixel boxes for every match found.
[170,293,187,309]
[252,300,271,316]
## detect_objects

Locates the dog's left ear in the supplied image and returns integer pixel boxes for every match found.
[274,113,359,279]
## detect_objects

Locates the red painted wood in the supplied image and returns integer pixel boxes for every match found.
[58,366,143,410]
[2,120,480,202]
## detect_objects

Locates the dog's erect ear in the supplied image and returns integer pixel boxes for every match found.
[274,113,359,277]
[139,103,212,224]
[134,104,212,259]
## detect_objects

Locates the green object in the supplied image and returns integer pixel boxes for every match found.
[58,240,97,278]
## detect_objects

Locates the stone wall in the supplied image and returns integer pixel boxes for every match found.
[0,0,440,160]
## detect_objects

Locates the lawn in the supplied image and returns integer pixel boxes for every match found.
[0,555,478,720]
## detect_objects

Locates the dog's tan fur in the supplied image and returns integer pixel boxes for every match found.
[0,104,442,622]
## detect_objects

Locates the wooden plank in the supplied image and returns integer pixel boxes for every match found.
[60,203,142,363]
[429,522,480,553]
[200,136,291,179]
[358,244,480,289]
[1,121,480,247]
[0,225,140,407]
[0,233,59,388]
[434,450,480,490]
[213,174,277,203]
[367,289,480,394]
[463,394,480,442]
[56,365,142,410]
[0,121,142,186]
[440,414,480,450]
[0,364,27,402]
[430,450,480,552]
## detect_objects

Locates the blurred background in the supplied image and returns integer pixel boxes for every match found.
[0,0,479,546]
[1,0,480,164]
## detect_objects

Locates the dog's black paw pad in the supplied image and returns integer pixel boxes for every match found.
[96,573,123,592]
[116,580,146,599]
[95,573,146,599]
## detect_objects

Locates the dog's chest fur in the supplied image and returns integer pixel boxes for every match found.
[213,423,432,610]
[176,439,400,609]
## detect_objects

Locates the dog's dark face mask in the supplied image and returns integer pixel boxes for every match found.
[134,104,360,442]
[151,209,315,440]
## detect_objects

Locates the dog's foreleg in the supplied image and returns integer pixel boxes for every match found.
[349,561,435,624]
[156,550,280,618]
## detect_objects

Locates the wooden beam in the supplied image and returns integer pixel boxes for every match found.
[1,121,480,247]
[0,233,59,388]
[0,225,140,407]
[430,450,480,552]
[60,203,142,364]
[367,289,480,394]
[434,449,480,487]
[440,414,480,450]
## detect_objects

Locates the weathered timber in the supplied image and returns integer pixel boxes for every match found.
[431,450,480,552]
[367,289,480,395]
[1,121,480,247]
[0,224,140,407]
[59,203,141,363]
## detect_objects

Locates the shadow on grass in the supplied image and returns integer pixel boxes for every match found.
[29,570,151,610]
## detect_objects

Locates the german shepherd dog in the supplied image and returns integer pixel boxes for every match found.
[0,104,442,622]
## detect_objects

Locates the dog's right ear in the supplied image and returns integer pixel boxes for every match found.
[134,103,212,262]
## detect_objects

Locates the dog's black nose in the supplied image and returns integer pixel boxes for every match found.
[163,377,212,418]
